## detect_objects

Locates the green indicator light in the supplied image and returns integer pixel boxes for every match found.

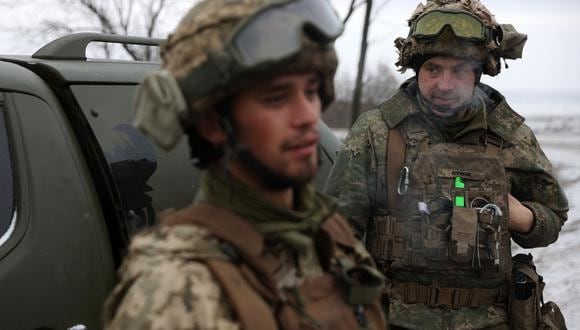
[454,176,465,189]
[455,196,465,207]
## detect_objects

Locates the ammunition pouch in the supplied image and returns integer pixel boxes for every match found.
[509,253,567,330]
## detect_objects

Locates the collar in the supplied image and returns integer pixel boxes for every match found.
[379,77,525,141]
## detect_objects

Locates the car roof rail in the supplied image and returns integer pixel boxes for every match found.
[31,32,164,61]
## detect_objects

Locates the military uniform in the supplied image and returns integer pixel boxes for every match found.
[104,224,238,329]
[103,0,388,327]
[325,79,569,329]
[106,169,385,329]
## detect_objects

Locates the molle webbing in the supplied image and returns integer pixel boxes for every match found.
[371,216,405,260]
[387,282,506,308]
[370,127,406,262]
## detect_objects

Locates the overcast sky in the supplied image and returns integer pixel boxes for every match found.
[1,0,579,115]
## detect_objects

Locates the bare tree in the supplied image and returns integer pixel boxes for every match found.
[27,0,191,60]
[361,62,399,106]
[350,0,373,126]
[341,0,393,125]
[326,62,399,129]
[335,62,399,104]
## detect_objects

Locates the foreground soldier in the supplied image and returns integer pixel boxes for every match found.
[325,0,568,328]
[104,0,386,329]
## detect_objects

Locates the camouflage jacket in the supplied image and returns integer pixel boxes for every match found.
[103,213,382,329]
[104,225,240,330]
[104,222,336,330]
[324,79,569,329]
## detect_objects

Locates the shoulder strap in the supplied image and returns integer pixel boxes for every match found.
[206,259,278,330]
[484,133,504,156]
[160,203,264,257]
[321,213,359,248]
[161,205,279,329]
[386,126,406,210]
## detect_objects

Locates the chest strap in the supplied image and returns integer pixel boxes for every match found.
[206,259,278,329]
[387,281,507,309]
[386,126,406,209]
[161,203,386,329]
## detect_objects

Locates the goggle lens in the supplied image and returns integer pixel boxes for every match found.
[232,0,343,66]
[414,10,485,40]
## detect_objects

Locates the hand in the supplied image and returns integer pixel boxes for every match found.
[508,193,534,233]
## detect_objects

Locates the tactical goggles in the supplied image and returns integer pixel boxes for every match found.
[413,10,488,41]
[179,0,343,101]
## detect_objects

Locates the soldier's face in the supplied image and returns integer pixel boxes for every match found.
[229,72,322,188]
[418,56,478,115]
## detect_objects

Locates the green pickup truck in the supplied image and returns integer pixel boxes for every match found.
[0,33,341,330]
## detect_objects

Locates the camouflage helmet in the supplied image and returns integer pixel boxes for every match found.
[134,0,341,151]
[395,0,527,76]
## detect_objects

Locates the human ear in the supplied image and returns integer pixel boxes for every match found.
[195,112,226,145]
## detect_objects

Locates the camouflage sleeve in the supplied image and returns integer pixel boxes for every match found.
[324,109,387,238]
[104,226,240,330]
[505,124,569,248]
[105,259,239,330]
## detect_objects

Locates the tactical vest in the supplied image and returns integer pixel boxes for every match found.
[161,203,386,330]
[371,116,512,308]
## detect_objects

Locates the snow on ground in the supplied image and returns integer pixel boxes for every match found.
[513,131,580,328]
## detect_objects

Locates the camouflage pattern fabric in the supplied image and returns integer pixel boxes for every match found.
[135,0,339,153]
[161,0,338,126]
[394,0,527,76]
[388,298,509,330]
[324,79,568,329]
[103,225,239,330]
[104,222,327,329]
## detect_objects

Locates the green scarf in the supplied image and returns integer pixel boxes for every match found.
[417,92,488,142]
[195,168,337,255]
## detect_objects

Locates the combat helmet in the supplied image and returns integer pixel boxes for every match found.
[395,0,527,76]
[134,0,342,152]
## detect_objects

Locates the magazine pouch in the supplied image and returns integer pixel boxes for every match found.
[510,253,567,330]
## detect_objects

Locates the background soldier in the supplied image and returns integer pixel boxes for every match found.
[325,0,569,328]
[104,0,385,329]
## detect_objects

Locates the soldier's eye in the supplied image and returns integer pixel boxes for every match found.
[261,93,287,106]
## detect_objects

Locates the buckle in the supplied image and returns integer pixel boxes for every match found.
[484,135,503,148]
[428,287,439,306]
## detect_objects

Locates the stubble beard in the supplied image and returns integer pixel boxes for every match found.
[236,148,319,191]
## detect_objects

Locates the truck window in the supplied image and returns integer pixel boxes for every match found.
[0,103,15,246]
[70,85,198,236]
